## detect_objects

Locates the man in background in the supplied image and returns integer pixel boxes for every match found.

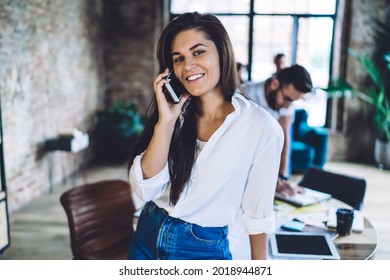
[229,64,313,260]
[236,62,247,84]
[243,64,313,197]
[273,53,286,75]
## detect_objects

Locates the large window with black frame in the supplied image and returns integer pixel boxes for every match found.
[169,0,338,127]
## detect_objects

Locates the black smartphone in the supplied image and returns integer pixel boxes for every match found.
[163,70,186,103]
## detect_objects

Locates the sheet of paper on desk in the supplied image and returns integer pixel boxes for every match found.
[275,187,331,207]
[326,207,364,233]
[274,200,297,212]
[286,202,329,229]
[302,224,338,239]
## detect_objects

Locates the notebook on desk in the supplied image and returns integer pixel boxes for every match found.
[275,187,332,207]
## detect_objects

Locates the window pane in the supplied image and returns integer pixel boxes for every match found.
[295,17,334,127]
[171,0,250,14]
[255,0,336,14]
[296,17,333,88]
[294,89,328,127]
[252,16,293,82]
[217,16,249,66]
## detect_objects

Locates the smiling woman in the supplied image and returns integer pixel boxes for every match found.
[170,30,221,98]
[126,12,284,260]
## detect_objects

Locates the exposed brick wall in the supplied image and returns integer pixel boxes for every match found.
[342,0,390,163]
[102,0,167,111]
[0,0,105,211]
[327,0,390,163]
[0,0,167,211]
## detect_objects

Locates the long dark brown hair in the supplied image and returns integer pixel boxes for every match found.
[129,12,239,205]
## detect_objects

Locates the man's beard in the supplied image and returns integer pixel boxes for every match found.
[268,88,280,111]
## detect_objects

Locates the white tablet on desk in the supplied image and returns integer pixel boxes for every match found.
[269,232,341,260]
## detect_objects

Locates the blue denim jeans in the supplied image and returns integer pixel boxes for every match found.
[128,201,232,260]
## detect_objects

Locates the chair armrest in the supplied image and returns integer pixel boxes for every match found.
[294,122,314,141]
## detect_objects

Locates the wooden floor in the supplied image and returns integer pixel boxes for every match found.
[1,161,389,260]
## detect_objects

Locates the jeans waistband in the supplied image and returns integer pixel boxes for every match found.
[129,201,232,259]
[143,201,228,238]
[144,200,169,215]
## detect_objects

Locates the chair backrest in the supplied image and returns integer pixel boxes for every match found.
[298,167,366,210]
[60,179,135,260]
[292,108,309,140]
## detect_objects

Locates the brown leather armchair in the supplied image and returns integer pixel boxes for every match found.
[60,179,136,260]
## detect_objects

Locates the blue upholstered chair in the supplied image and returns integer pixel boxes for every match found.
[290,109,329,174]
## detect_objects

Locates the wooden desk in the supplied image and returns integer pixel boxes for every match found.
[334,218,377,259]
[274,198,378,260]
[326,199,378,260]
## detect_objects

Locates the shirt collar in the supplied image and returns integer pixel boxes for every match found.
[231,90,250,116]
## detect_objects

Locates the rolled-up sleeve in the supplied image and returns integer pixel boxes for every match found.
[242,215,276,234]
[129,153,170,202]
[241,122,284,234]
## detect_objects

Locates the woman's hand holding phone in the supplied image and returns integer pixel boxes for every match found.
[153,68,190,127]
[163,70,187,103]
[142,69,189,179]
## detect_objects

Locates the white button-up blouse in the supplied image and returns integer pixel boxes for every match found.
[129,92,284,235]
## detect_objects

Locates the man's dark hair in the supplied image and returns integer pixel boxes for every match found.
[276,64,313,93]
[274,53,285,62]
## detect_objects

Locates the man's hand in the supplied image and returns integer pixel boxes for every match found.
[276,179,305,198]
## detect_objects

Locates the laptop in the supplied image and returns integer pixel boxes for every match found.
[275,187,332,207]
